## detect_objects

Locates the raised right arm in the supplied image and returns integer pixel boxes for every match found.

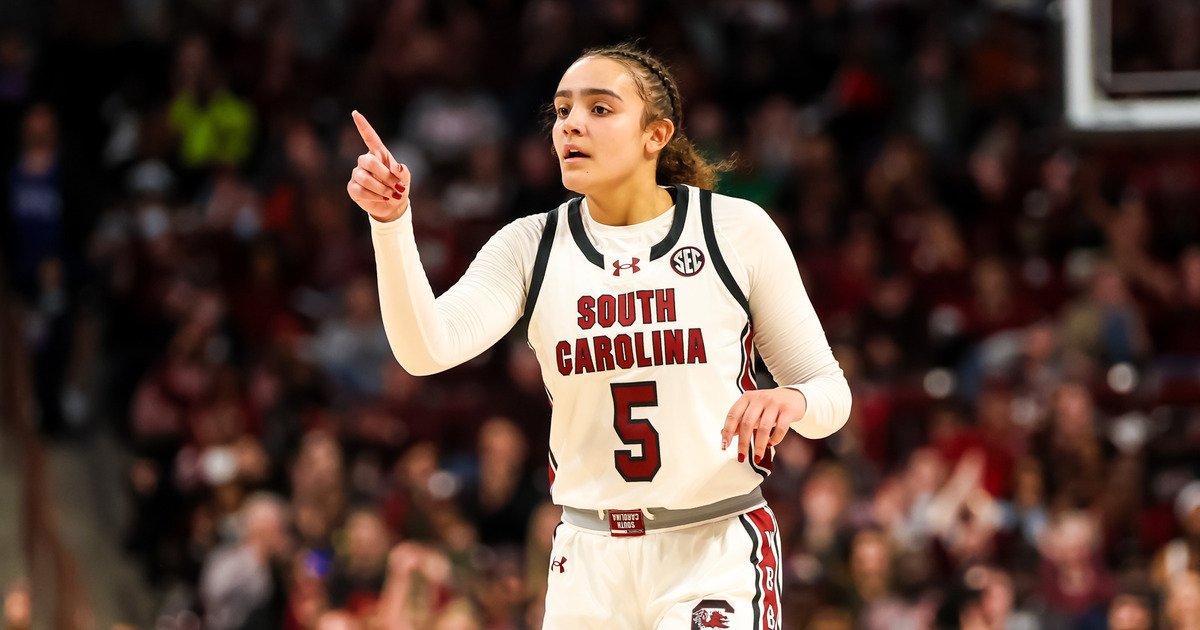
[347,110,546,376]
[369,211,545,375]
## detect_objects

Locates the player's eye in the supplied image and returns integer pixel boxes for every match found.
[592,105,610,115]
[556,105,570,118]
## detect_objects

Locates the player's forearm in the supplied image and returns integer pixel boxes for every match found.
[785,369,851,439]
[370,211,468,375]
[371,211,527,375]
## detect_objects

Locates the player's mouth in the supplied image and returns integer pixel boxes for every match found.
[562,144,591,162]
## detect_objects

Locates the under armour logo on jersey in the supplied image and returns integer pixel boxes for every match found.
[691,599,734,629]
[551,556,567,573]
[612,258,641,276]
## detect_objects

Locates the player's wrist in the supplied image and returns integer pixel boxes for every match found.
[779,386,809,422]
[372,201,409,223]
[368,203,412,230]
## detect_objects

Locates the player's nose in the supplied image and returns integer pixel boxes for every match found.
[560,110,584,136]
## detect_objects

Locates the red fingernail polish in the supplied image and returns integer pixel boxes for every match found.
[737,453,745,463]
[721,439,728,450]
[394,184,406,194]
[754,455,762,464]
[392,192,403,199]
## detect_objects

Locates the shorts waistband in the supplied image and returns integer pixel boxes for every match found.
[561,487,766,535]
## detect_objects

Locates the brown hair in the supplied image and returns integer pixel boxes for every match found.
[575,43,728,191]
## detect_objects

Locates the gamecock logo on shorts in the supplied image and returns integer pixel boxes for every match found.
[691,599,734,629]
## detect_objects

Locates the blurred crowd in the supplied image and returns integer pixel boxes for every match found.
[3,0,1200,628]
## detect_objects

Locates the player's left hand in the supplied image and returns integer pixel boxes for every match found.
[721,388,808,464]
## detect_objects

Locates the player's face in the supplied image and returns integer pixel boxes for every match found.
[552,57,658,195]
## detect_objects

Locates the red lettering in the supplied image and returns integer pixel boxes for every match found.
[598,294,616,327]
[575,337,595,374]
[633,332,652,367]
[655,288,676,323]
[617,293,636,326]
[663,330,684,364]
[651,330,663,364]
[687,328,707,364]
[594,336,615,371]
[577,296,596,330]
[555,341,572,376]
[614,334,634,369]
[636,290,654,323]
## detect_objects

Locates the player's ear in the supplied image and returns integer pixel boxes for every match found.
[644,118,674,156]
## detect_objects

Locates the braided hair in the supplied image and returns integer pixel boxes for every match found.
[578,43,727,191]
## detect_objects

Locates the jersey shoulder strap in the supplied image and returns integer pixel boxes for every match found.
[698,188,750,316]
[525,205,562,319]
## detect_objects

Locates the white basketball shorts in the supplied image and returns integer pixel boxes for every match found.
[542,506,783,629]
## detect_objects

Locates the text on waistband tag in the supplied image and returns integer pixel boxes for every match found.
[608,510,646,536]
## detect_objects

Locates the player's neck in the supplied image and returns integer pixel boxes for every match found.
[585,178,673,227]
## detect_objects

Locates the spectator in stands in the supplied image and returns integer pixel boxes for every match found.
[1164,571,1200,630]
[199,493,293,630]
[846,529,894,618]
[457,416,540,550]
[167,35,255,172]
[306,274,391,400]
[1154,481,1200,586]
[1061,261,1150,366]
[2,579,30,630]
[3,103,82,438]
[1108,588,1155,630]
[326,507,392,614]
[1038,511,1115,627]
[376,541,455,629]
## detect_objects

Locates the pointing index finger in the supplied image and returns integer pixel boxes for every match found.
[722,394,751,449]
[352,110,387,155]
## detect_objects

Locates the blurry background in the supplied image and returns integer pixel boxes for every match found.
[1,0,1200,628]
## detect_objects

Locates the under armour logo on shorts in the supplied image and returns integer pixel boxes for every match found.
[551,556,567,573]
[612,258,640,276]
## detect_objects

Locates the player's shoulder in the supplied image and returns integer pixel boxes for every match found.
[487,200,576,264]
[706,189,766,214]
[495,202,565,244]
[703,190,781,239]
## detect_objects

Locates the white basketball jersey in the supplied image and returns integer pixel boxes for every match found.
[526,185,771,510]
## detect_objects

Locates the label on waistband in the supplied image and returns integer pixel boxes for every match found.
[608,509,645,536]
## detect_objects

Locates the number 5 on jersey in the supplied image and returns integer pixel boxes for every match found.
[611,382,662,482]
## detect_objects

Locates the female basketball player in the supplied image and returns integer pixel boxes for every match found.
[347,43,851,629]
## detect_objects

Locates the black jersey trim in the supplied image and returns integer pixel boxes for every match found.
[566,186,690,269]
[525,207,559,317]
[649,184,689,260]
[566,197,603,269]
[699,189,751,317]
[748,438,771,481]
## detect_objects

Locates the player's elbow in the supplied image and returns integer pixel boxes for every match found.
[397,361,440,377]
[389,347,448,377]
[791,375,852,439]
[794,417,846,440]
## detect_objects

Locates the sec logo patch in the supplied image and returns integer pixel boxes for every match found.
[671,246,705,277]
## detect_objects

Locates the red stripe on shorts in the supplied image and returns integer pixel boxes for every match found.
[746,507,782,629]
